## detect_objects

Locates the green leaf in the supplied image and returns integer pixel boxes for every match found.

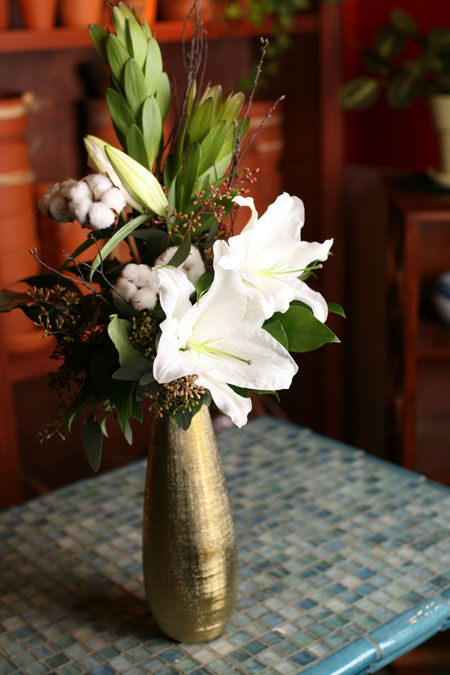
[196,270,213,302]
[220,91,245,123]
[340,77,381,110]
[124,58,148,117]
[390,9,419,37]
[363,49,391,76]
[126,124,148,166]
[180,142,201,210]
[90,214,149,280]
[132,228,169,245]
[106,88,136,147]
[374,24,406,60]
[262,316,289,350]
[328,302,346,318]
[88,24,109,63]
[82,416,103,472]
[198,120,228,175]
[109,379,136,435]
[156,71,171,121]
[0,289,31,312]
[125,15,148,68]
[427,26,450,53]
[141,95,162,167]
[108,314,141,366]
[387,65,425,108]
[167,231,191,267]
[189,97,214,144]
[106,34,130,87]
[112,4,127,45]
[275,304,340,353]
[144,37,163,96]
[140,370,155,386]
[112,357,153,381]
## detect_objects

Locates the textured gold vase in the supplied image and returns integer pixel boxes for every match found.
[143,406,238,642]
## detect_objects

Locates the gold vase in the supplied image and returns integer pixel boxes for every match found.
[143,406,238,642]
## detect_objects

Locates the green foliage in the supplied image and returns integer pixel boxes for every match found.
[341,9,450,110]
[264,303,340,353]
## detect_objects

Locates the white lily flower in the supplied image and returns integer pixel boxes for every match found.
[216,193,333,322]
[153,261,298,427]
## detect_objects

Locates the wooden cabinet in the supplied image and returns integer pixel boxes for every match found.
[387,183,450,483]
[0,3,344,506]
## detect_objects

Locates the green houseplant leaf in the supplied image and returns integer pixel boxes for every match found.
[82,415,103,472]
[274,304,340,353]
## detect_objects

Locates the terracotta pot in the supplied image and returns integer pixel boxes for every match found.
[0,0,10,30]
[18,0,58,29]
[158,0,212,22]
[104,0,158,26]
[59,0,103,28]
[0,93,43,353]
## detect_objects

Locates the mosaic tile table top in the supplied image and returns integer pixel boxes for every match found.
[1,417,450,675]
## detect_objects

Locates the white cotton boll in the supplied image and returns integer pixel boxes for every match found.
[39,193,52,217]
[49,195,74,222]
[88,202,115,230]
[39,182,64,217]
[122,263,141,282]
[183,246,205,285]
[100,187,126,214]
[72,196,93,226]
[132,288,158,311]
[154,246,177,267]
[84,173,113,200]
[154,245,205,285]
[67,180,91,203]
[60,179,77,198]
[113,277,136,303]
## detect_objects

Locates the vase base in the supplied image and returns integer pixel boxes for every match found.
[428,167,450,189]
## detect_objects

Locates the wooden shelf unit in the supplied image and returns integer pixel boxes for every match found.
[0,14,318,52]
[387,183,450,484]
[0,3,344,507]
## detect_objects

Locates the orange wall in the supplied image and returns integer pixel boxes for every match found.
[342,0,450,170]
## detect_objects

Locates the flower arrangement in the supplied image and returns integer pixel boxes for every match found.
[0,1,341,470]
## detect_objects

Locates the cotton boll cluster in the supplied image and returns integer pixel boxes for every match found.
[39,179,78,222]
[39,173,126,231]
[114,264,160,311]
[155,245,205,285]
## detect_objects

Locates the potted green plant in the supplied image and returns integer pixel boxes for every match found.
[340,9,450,184]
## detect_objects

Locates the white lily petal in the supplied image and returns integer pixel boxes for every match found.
[193,247,247,342]
[188,326,297,391]
[153,319,198,383]
[196,374,252,428]
[292,280,329,323]
[156,267,195,321]
[233,195,259,231]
